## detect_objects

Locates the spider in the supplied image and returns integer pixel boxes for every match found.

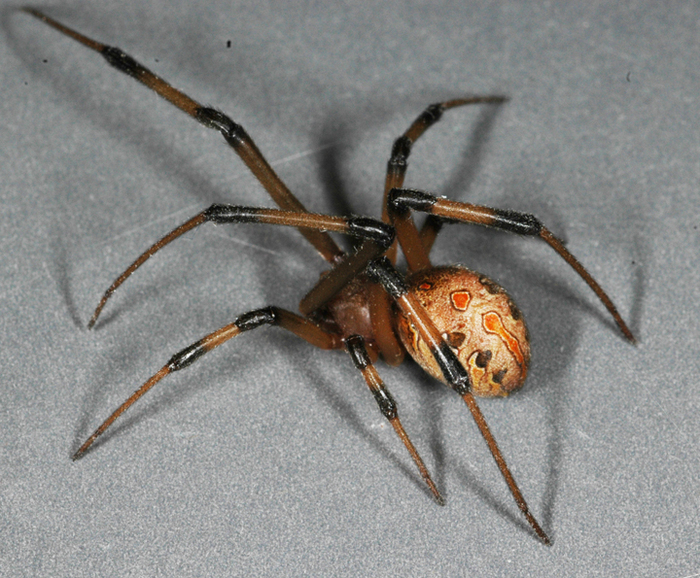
[24,8,635,546]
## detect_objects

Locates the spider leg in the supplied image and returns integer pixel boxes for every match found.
[22,8,343,263]
[389,188,635,342]
[345,335,444,505]
[366,257,550,545]
[370,96,509,360]
[74,307,343,460]
[89,205,393,327]
[381,96,509,264]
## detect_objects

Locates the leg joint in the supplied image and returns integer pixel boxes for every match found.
[366,257,408,299]
[373,387,398,420]
[388,188,437,216]
[168,339,207,371]
[204,204,261,224]
[492,208,543,236]
[195,107,242,140]
[433,343,471,395]
[346,216,395,249]
[101,46,144,79]
[235,307,279,332]
[387,135,412,169]
[346,335,370,369]
[419,103,446,126]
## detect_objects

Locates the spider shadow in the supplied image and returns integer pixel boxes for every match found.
[442,220,576,534]
[496,169,647,537]
[628,234,646,339]
[48,217,82,329]
[302,355,448,503]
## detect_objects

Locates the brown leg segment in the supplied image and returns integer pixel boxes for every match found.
[74,307,343,460]
[388,188,635,342]
[418,215,444,256]
[298,241,389,316]
[368,282,405,367]
[345,335,443,505]
[23,8,343,263]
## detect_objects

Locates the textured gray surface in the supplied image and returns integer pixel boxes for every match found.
[1,1,698,576]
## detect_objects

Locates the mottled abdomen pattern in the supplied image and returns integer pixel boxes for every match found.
[397,265,530,397]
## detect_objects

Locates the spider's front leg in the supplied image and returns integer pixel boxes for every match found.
[23,8,344,263]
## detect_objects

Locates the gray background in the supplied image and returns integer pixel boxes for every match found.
[1,1,698,576]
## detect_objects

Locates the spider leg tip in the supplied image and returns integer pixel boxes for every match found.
[87,309,102,330]
[72,438,95,461]
[22,7,49,22]
[531,521,551,546]
[620,324,636,344]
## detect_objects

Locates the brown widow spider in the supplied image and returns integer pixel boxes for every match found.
[25,8,635,546]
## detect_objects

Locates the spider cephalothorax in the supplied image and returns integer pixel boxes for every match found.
[24,7,635,546]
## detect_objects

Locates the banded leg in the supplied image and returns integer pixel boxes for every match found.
[345,335,443,505]
[74,307,342,460]
[23,8,343,263]
[366,257,550,545]
[89,205,393,327]
[381,96,509,263]
[372,96,509,362]
[389,188,635,342]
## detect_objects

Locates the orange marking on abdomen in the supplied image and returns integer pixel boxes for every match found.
[482,311,524,366]
[451,290,471,310]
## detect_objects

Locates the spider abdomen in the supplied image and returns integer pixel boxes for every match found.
[396,265,530,397]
